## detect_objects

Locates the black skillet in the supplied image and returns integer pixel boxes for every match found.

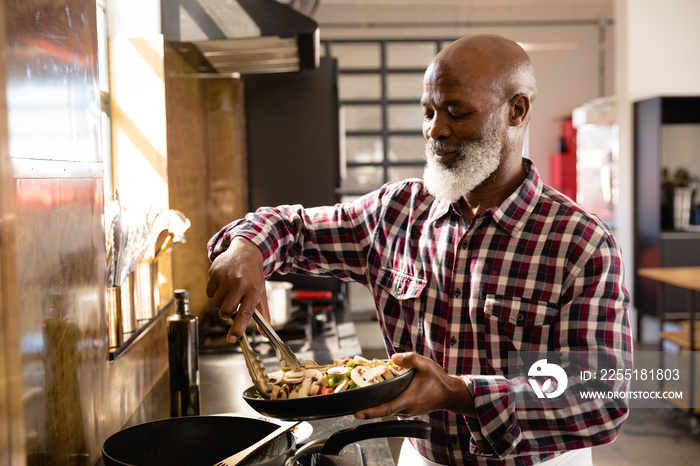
[101,415,430,466]
[242,368,415,421]
[102,416,293,466]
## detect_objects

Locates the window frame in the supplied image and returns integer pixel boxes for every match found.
[325,39,454,196]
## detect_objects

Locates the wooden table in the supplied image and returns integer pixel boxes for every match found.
[638,266,700,416]
[638,267,700,293]
[638,266,700,350]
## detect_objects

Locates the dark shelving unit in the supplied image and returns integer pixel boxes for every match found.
[634,96,700,337]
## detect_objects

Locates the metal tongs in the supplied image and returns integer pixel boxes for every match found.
[239,310,302,399]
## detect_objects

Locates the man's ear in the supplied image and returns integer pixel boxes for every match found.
[509,93,530,127]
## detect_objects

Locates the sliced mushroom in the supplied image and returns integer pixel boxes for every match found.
[284,369,306,384]
[297,377,313,398]
[305,368,323,381]
[350,367,370,388]
[362,365,387,383]
[309,382,320,396]
[327,366,349,376]
[268,370,284,385]
[270,385,281,399]
[353,355,373,366]
[334,356,350,366]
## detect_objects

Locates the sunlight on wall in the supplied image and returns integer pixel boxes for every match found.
[109,36,168,215]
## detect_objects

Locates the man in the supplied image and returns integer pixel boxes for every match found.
[207,34,631,465]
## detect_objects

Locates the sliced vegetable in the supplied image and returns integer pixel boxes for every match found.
[334,378,349,393]
[264,356,407,400]
[297,378,313,398]
[362,365,387,383]
[327,366,349,376]
[350,367,370,388]
[353,355,373,366]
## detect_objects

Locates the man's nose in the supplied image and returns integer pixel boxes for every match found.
[424,114,451,140]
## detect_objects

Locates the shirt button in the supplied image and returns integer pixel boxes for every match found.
[517,313,525,322]
[449,336,457,346]
[450,435,458,445]
[453,288,461,297]
[461,240,469,249]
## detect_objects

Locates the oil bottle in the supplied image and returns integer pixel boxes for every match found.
[167,289,200,416]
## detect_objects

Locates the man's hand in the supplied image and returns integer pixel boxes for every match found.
[206,237,270,343]
[354,352,477,419]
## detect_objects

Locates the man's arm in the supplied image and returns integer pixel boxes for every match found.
[206,237,268,343]
[205,187,390,341]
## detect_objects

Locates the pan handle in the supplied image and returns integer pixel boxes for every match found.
[321,420,431,455]
[284,420,430,466]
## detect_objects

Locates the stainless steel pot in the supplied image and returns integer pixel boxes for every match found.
[266,281,293,328]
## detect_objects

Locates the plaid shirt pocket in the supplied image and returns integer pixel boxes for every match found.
[483,295,558,369]
[376,266,429,355]
[377,265,427,299]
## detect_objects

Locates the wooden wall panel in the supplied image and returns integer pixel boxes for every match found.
[206,79,249,231]
[164,45,211,316]
[165,44,248,318]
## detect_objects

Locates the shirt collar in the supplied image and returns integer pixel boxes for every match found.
[489,158,542,234]
[427,195,455,224]
[425,158,542,234]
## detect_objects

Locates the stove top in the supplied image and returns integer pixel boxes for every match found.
[199,307,338,356]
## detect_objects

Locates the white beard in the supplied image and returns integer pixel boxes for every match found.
[422,129,503,202]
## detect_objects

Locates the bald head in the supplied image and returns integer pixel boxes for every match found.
[431,34,537,111]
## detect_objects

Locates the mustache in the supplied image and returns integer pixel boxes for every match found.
[426,140,464,153]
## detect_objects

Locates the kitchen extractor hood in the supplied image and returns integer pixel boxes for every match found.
[161,0,320,75]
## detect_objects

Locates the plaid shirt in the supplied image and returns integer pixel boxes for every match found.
[208,159,632,465]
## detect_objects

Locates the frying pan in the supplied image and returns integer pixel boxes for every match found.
[102,416,294,466]
[102,416,430,466]
[243,369,414,421]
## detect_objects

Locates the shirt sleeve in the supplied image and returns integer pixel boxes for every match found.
[207,187,390,285]
[463,231,632,459]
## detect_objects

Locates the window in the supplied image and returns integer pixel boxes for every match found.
[96,0,113,203]
[325,39,455,197]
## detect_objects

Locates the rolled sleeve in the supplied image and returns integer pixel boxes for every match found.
[465,375,522,459]
[206,190,386,283]
[207,210,282,276]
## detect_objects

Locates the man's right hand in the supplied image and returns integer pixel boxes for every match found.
[206,237,270,343]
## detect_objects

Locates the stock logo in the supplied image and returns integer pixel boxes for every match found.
[528,359,568,399]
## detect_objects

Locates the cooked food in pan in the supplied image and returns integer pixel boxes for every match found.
[257,355,408,400]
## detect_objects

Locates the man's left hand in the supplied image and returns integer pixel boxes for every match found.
[354,352,477,419]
